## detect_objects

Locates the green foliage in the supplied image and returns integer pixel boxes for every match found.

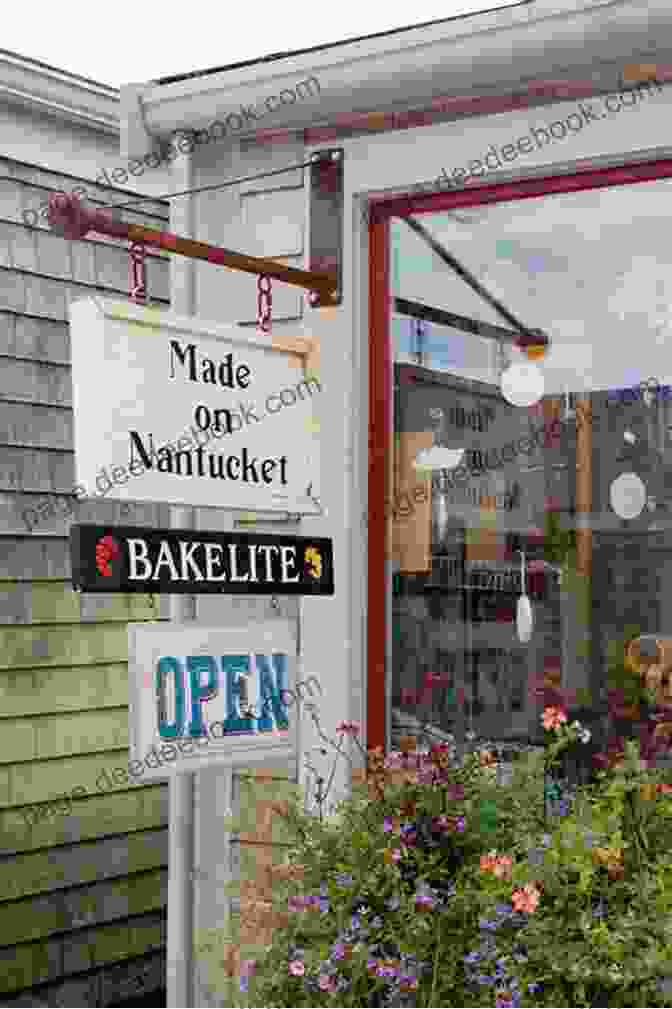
[543,509,576,566]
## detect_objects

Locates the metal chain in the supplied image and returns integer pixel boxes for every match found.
[257,274,272,333]
[129,242,147,303]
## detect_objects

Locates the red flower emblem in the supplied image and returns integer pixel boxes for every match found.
[95,535,120,577]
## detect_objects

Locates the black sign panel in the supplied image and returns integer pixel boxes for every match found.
[70,524,334,595]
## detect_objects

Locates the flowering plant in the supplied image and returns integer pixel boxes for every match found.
[228,706,672,1008]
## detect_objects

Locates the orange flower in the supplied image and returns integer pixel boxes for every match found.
[592,846,623,876]
[480,850,513,879]
[511,883,541,913]
[399,735,417,754]
[479,749,496,767]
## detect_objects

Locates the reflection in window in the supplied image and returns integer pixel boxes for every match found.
[389,181,672,779]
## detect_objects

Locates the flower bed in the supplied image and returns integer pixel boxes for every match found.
[226,712,672,1008]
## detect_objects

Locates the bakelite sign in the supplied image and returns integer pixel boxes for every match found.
[70,524,334,595]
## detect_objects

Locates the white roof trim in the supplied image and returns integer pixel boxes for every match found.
[0,48,120,135]
[119,0,663,161]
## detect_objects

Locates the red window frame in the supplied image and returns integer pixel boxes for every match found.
[366,155,672,754]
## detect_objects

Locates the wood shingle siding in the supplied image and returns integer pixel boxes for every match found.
[0,158,171,1005]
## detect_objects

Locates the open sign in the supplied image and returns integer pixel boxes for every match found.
[128,622,298,776]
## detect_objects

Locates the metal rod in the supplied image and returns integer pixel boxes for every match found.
[394,296,522,344]
[401,216,548,348]
[47,193,338,304]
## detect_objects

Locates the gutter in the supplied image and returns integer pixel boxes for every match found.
[0,48,120,135]
[120,0,663,161]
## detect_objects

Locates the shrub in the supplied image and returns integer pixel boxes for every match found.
[230,715,672,1008]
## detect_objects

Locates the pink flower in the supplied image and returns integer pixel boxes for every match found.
[336,720,360,736]
[240,960,256,976]
[542,705,568,731]
[289,960,305,976]
[493,855,513,879]
[424,671,448,687]
[318,974,336,991]
[511,884,540,913]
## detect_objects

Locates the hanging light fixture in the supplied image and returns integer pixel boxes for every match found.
[516,547,534,643]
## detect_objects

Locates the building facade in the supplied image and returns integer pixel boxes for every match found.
[0,49,174,1006]
[110,1,672,1001]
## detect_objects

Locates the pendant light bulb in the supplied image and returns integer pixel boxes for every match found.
[516,548,534,643]
[517,594,534,643]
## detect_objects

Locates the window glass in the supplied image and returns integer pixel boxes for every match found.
[390,178,672,771]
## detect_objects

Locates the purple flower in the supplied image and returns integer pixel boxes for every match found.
[383,817,395,833]
[465,951,482,964]
[331,942,346,960]
[376,965,398,978]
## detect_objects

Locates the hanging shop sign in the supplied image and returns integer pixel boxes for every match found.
[70,523,334,595]
[68,296,321,513]
[128,622,298,776]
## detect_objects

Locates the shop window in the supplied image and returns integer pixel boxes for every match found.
[372,168,672,777]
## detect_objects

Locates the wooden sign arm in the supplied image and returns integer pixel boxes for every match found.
[47,193,338,305]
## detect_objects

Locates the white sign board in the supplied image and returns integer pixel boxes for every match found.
[127,622,298,778]
[68,297,321,513]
